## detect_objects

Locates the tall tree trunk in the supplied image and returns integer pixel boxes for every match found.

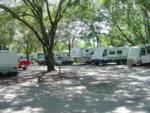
[68,41,71,56]
[45,25,57,72]
[46,49,55,72]
[42,45,55,72]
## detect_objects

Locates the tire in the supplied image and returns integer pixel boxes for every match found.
[102,62,106,65]
[117,62,120,65]
[95,62,99,65]
[23,67,27,70]
[38,63,41,65]
[11,72,18,76]
[102,63,106,65]
[132,64,136,66]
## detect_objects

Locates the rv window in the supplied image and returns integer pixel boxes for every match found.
[140,48,146,56]
[117,50,122,54]
[109,50,115,55]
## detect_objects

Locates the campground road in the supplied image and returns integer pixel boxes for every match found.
[0,64,150,113]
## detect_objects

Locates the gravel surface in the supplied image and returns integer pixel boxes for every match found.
[0,64,150,113]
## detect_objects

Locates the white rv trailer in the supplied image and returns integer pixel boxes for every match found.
[70,48,83,58]
[82,48,94,58]
[0,50,18,75]
[91,46,128,65]
[70,48,94,63]
[127,45,150,66]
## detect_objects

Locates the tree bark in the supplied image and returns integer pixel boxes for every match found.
[68,41,71,56]
[46,49,55,72]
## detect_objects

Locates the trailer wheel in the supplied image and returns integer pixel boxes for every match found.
[38,63,41,65]
[102,62,106,65]
[132,64,136,66]
[117,62,120,65]
[95,62,99,65]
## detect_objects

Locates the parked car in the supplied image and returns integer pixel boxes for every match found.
[18,58,31,70]
[55,56,73,65]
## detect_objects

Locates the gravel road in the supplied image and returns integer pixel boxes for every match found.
[0,64,150,113]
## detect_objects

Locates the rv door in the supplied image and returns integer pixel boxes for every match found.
[140,48,150,64]
[103,49,108,60]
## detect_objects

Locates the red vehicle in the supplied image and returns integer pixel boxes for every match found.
[18,59,31,70]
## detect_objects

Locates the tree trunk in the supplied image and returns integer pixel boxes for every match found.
[43,45,55,72]
[26,53,30,62]
[45,23,57,72]
[68,41,71,56]
[45,49,55,72]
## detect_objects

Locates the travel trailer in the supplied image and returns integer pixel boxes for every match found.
[82,48,94,58]
[127,45,150,66]
[70,48,83,58]
[91,47,129,65]
[0,50,18,75]
[70,48,94,63]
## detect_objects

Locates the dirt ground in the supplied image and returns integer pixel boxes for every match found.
[0,64,150,113]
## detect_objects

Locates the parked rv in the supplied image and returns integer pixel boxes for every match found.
[127,46,150,66]
[70,48,94,64]
[91,47,128,65]
[0,50,18,75]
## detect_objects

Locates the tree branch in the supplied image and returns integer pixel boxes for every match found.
[0,4,44,46]
[45,0,53,24]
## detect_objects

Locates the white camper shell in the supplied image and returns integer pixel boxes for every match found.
[70,48,94,63]
[127,46,150,66]
[91,47,128,65]
[0,50,18,75]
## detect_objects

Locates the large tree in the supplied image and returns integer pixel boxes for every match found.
[0,0,79,72]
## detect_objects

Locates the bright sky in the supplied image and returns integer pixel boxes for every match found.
[0,0,59,4]
[49,0,59,3]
